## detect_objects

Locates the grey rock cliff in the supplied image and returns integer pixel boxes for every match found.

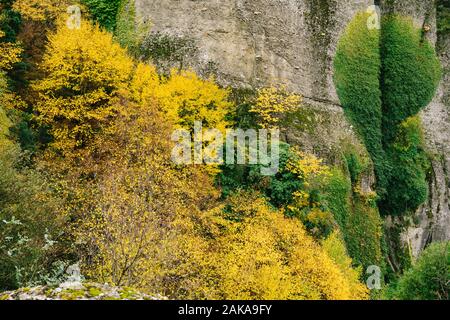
[136,0,372,103]
[136,0,450,257]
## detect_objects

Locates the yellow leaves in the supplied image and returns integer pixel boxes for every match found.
[0,31,22,71]
[250,86,301,129]
[210,192,368,300]
[322,231,369,299]
[0,105,13,152]
[34,19,232,157]
[129,63,159,104]
[33,19,134,155]
[286,147,331,184]
[24,12,369,300]
[40,21,133,91]
[12,0,72,21]
[290,190,310,208]
[155,69,232,132]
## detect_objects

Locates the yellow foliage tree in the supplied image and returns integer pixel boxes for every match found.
[155,69,232,132]
[286,146,331,183]
[33,19,134,154]
[0,103,12,151]
[12,0,73,21]
[27,14,370,300]
[250,86,301,129]
[0,31,22,71]
[322,231,368,299]
[284,148,336,238]
[70,94,220,298]
[0,31,23,151]
[212,192,368,300]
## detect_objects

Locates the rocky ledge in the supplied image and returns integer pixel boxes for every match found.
[0,282,166,301]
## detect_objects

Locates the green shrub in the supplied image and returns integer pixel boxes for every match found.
[334,13,441,217]
[0,145,67,289]
[0,0,21,42]
[381,15,442,143]
[333,12,383,163]
[0,105,12,143]
[82,0,121,31]
[390,242,449,300]
[345,197,383,270]
[437,0,450,35]
[322,168,383,270]
[333,12,389,197]
[115,0,149,56]
[218,142,303,207]
[322,168,351,232]
[381,117,430,216]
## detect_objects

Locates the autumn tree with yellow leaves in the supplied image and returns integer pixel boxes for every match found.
[33,20,134,154]
[156,69,232,132]
[0,30,22,71]
[209,192,368,300]
[250,86,301,129]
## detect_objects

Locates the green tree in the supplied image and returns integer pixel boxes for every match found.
[391,242,449,300]
[83,0,121,31]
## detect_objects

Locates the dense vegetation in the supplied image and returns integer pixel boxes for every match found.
[437,0,450,35]
[334,13,441,217]
[334,10,443,279]
[82,0,121,31]
[388,242,449,300]
[0,0,448,300]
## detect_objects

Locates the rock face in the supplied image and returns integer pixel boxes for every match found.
[136,0,450,257]
[0,282,166,300]
[136,0,372,103]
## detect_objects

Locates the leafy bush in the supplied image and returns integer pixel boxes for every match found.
[213,192,368,300]
[380,15,442,143]
[32,20,134,154]
[0,0,21,42]
[0,145,67,290]
[82,0,121,31]
[155,70,232,132]
[322,168,383,270]
[390,242,449,300]
[115,0,149,56]
[381,117,430,215]
[249,86,301,129]
[437,0,450,35]
[12,0,70,21]
[333,12,383,162]
[333,12,388,197]
[322,231,367,297]
[218,142,301,207]
[334,13,441,217]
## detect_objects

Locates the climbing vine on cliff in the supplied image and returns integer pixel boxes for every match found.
[334,12,442,217]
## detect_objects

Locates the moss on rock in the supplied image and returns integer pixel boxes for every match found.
[0,282,166,300]
[334,12,441,219]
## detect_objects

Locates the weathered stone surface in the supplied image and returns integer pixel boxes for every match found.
[0,282,166,300]
[136,0,373,103]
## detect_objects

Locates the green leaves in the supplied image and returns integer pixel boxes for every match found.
[391,242,449,300]
[381,15,442,144]
[334,13,442,217]
[82,0,121,31]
